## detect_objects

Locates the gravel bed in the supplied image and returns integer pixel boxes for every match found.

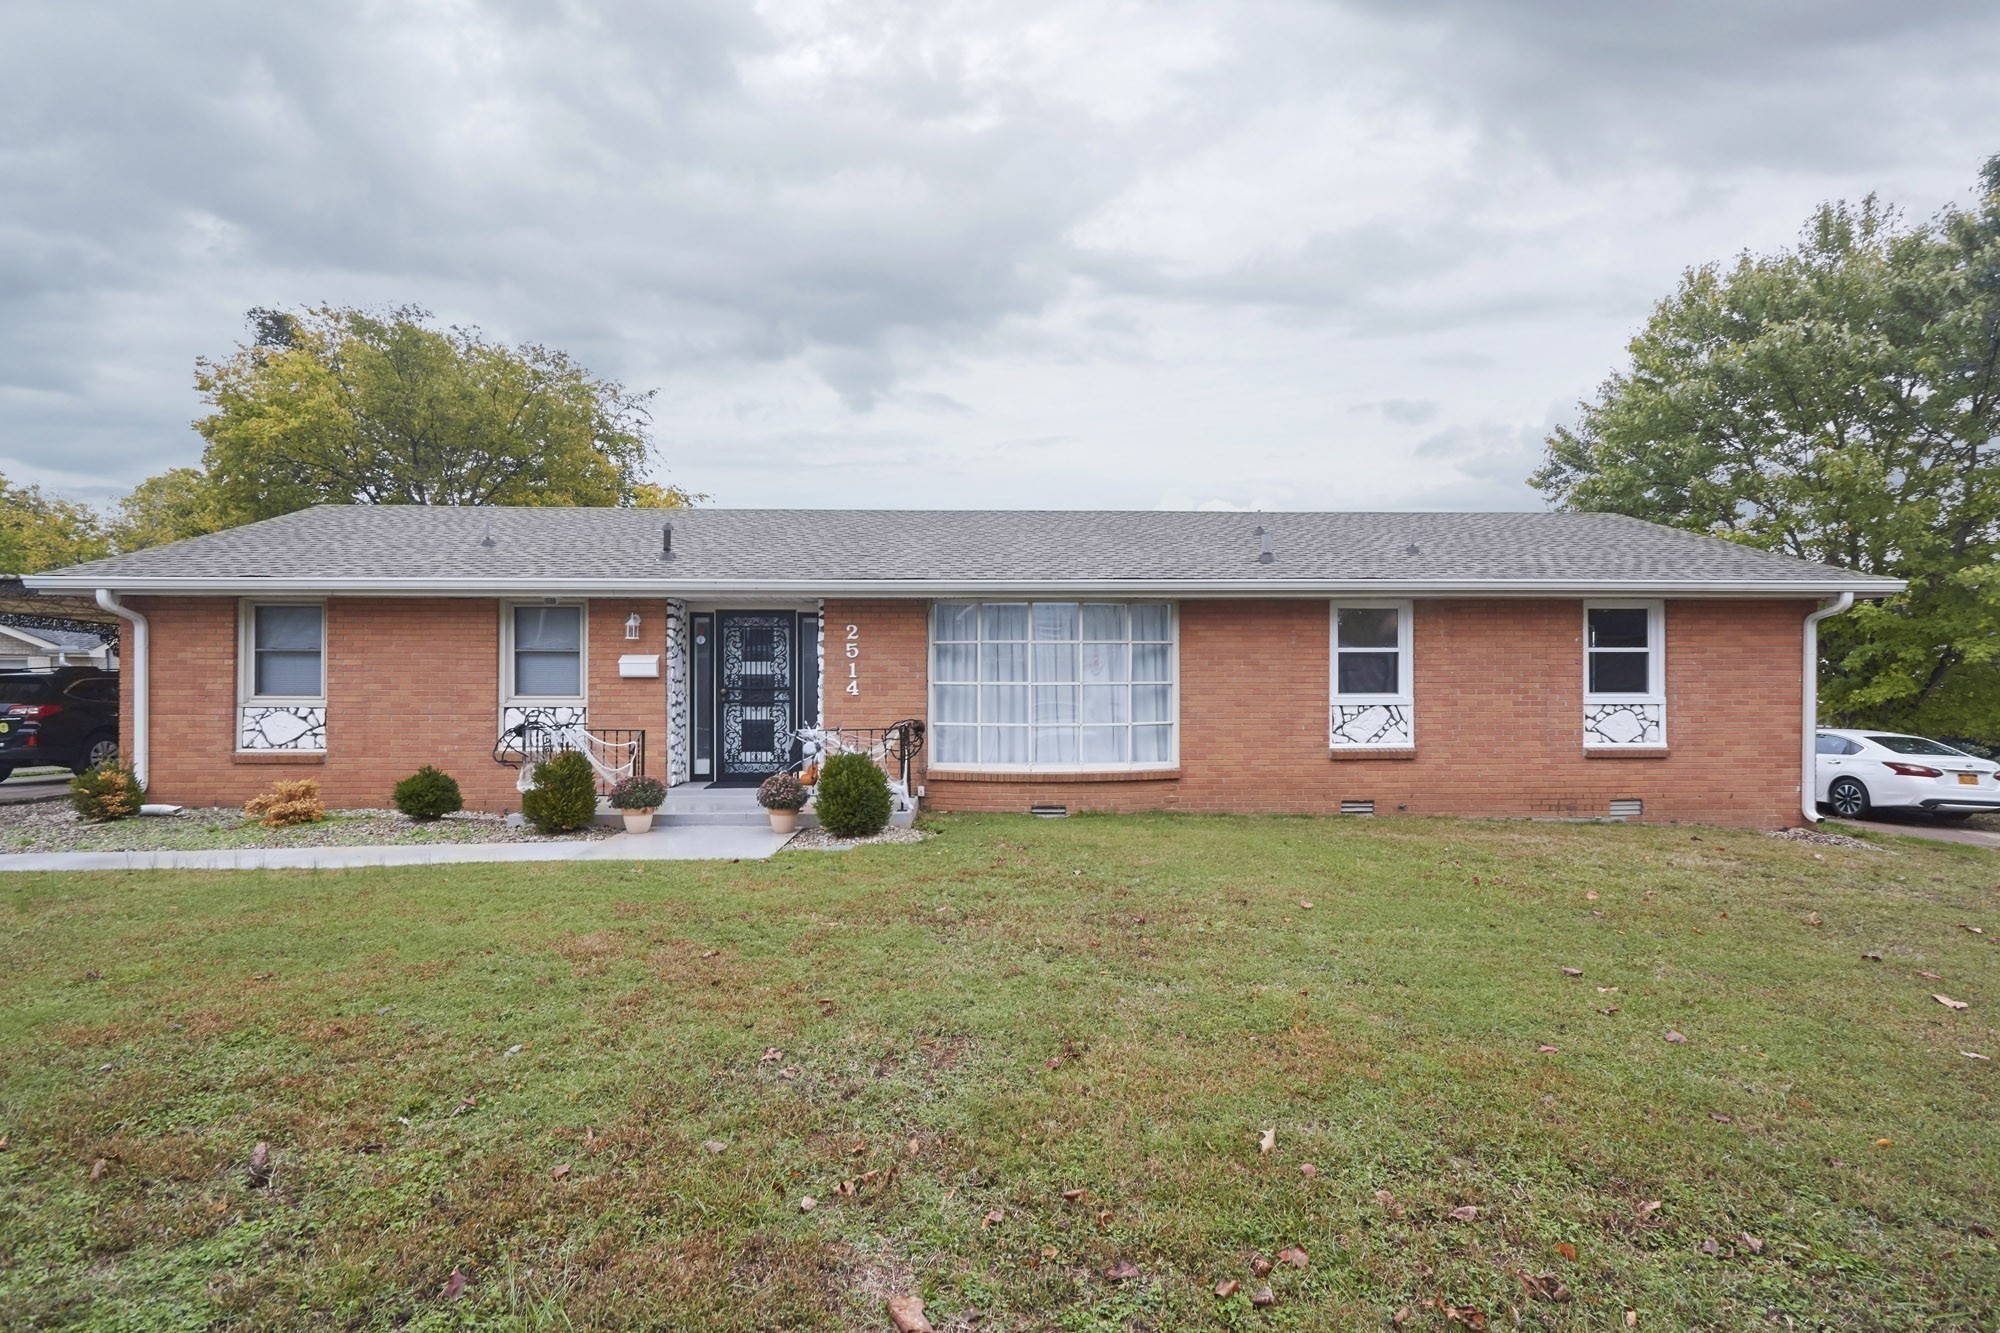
[0,802,610,854]
[1765,826,1887,851]
[782,824,933,852]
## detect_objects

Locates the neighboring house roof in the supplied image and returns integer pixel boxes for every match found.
[25,505,1905,597]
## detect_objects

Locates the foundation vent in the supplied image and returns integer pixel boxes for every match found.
[1609,798,1644,819]
[1339,799,1376,816]
[1030,804,1068,818]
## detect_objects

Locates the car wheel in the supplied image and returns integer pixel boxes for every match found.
[1827,776,1871,820]
[76,734,119,773]
[0,766,12,784]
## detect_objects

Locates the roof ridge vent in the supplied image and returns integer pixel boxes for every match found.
[661,520,675,562]
[479,517,495,548]
[1253,525,1274,565]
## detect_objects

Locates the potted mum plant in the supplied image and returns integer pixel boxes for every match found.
[608,774,667,833]
[757,772,809,833]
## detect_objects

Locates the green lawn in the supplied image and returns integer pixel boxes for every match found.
[1,814,1995,1331]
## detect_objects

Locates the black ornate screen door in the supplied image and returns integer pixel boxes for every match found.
[715,612,795,783]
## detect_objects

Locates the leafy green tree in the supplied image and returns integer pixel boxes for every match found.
[109,467,230,552]
[0,472,111,576]
[192,305,694,521]
[1533,161,2000,741]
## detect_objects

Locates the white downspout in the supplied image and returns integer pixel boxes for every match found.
[95,589,148,788]
[1801,592,1855,824]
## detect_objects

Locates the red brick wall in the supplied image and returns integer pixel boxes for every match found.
[826,597,1811,829]
[128,594,1812,827]
[127,596,668,813]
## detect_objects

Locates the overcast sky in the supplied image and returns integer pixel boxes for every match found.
[4,2,1998,513]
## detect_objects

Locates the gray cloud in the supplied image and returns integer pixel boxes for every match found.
[2,1,1997,510]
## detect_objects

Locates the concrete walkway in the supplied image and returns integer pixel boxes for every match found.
[0,822,793,873]
[1831,815,2000,851]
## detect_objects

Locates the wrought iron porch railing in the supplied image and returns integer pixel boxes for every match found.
[493,720,646,795]
[792,719,926,806]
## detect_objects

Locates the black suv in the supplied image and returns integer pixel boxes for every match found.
[0,667,121,780]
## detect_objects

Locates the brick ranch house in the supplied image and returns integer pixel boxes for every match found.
[26,506,1901,828]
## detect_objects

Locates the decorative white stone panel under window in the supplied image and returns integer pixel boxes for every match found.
[239,705,326,751]
[1329,601,1414,748]
[1582,602,1666,747]
[930,601,1174,768]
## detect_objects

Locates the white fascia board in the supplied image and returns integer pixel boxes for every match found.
[28,575,1909,598]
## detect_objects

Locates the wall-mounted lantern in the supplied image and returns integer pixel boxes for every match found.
[625,612,642,640]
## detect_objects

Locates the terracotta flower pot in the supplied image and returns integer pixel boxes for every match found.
[622,809,656,834]
[767,808,798,834]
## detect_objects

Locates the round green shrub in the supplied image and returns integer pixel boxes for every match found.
[520,749,599,834]
[813,752,893,838]
[393,765,464,820]
[71,760,145,823]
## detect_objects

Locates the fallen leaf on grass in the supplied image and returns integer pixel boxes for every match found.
[1636,1200,1663,1218]
[248,1141,272,1188]
[1554,1242,1577,1262]
[1373,1189,1406,1219]
[1277,1245,1309,1269]
[1448,1205,1479,1222]
[982,1209,1004,1229]
[1561,967,1583,977]
[1964,1051,1990,1060]
[1862,952,1883,962]
[1585,891,1598,901]
[1257,1127,1275,1155]
[549,1164,570,1181]
[1626,1311,1639,1327]
[442,1269,467,1301]
[886,1294,933,1332]
[761,1048,783,1063]
[702,1139,728,1154]
[1709,1113,1734,1124]
[1425,1297,1488,1329]
[89,1158,108,1181]
[1741,1234,1765,1254]
[1537,1044,1559,1054]
[1519,1272,1571,1302]
[450,1096,477,1117]
[1300,900,1314,910]
[1663,1030,1688,1044]
[1959,925,1985,935]
[1105,1259,1140,1282]
[1918,971,1943,981]
[1805,912,1822,927]
[799,1196,817,1211]
[1699,1237,1720,1256]
[1062,1187,1086,1201]
[1045,1056,1061,1069]
[1299,1163,1318,1179]
[908,1137,921,1157]
[1095,1209,1112,1227]
[1393,1307,1414,1327]
[1934,994,1970,1010]
[1250,1255,1273,1276]
[700,948,719,958]
[1875,1138,1895,1147]
[1251,1285,1276,1307]
[1214,1279,1239,1298]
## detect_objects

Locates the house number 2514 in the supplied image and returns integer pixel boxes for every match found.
[844,623,860,695]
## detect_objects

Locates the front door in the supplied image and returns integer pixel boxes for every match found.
[716,612,796,784]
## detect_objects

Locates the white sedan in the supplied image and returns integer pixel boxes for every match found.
[1815,729,2000,820]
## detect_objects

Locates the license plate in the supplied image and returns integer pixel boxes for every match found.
[1960,772,1980,786]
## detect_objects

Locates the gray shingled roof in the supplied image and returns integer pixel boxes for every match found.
[27,505,1900,593]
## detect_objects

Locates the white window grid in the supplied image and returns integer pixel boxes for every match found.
[930,601,1177,769]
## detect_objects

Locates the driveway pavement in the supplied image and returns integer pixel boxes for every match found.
[1831,814,2000,850]
[0,770,68,806]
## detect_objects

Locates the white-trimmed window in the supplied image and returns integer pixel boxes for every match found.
[1583,600,1666,747]
[1329,600,1414,748]
[504,603,587,703]
[241,603,325,702]
[930,601,1176,769]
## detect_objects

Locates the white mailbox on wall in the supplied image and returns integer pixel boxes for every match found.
[617,654,661,679]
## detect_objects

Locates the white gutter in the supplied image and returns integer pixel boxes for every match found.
[94,589,148,788]
[1800,592,1855,825]
[28,575,1909,599]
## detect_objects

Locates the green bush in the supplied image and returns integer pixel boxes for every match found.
[813,752,893,838]
[393,766,464,820]
[71,760,145,823]
[520,750,599,834]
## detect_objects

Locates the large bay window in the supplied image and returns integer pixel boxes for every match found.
[1329,600,1413,748]
[1583,601,1665,746]
[931,601,1175,768]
